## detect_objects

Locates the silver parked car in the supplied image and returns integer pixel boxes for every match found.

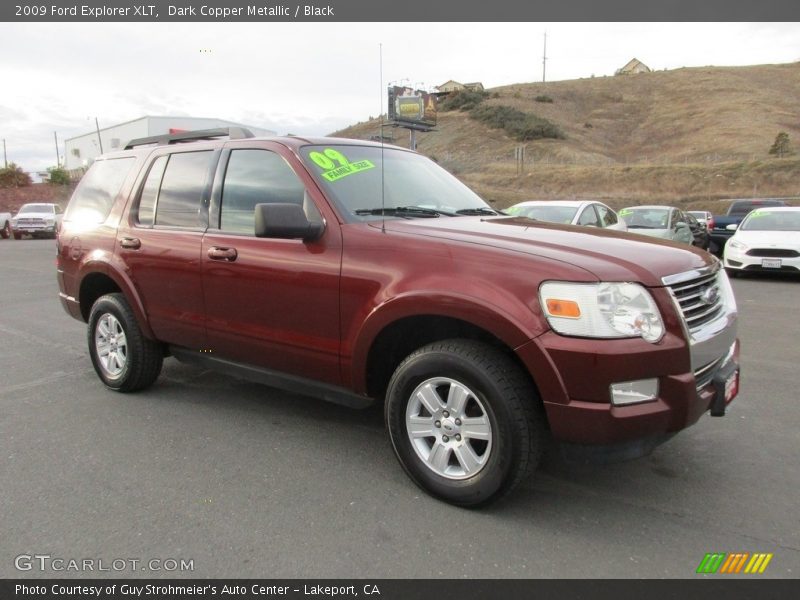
[619,205,694,245]
[506,200,627,231]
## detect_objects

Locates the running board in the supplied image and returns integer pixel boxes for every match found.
[169,346,373,409]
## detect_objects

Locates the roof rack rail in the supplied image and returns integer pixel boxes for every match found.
[124,127,255,150]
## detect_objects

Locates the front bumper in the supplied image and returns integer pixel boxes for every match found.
[13,224,57,235]
[516,265,739,460]
[724,246,800,274]
[520,333,739,449]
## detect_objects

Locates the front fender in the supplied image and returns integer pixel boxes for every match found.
[346,291,546,394]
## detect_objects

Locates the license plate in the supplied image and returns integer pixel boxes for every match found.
[724,370,739,403]
[762,258,782,269]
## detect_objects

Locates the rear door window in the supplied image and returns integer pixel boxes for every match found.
[154,151,213,228]
[136,156,167,227]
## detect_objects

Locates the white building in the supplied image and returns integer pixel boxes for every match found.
[64,116,276,173]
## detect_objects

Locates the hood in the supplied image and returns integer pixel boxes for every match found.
[733,230,800,248]
[381,216,715,286]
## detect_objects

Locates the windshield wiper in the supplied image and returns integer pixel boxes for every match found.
[355,206,451,218]
[455,207,504,216]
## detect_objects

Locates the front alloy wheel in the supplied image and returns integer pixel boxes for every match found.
[405,377,493,480]
[386,339,544,507]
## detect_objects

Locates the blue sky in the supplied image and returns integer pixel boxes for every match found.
[1,22,798,175]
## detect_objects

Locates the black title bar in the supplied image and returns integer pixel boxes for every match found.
[3,0,800,22]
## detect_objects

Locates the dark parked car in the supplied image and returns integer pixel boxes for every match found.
[686,212,710,250]
[56,128,740,506]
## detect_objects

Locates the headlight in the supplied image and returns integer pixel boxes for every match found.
[728,239,747,251]
[539,281,665,343]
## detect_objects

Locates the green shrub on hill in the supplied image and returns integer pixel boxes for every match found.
[439,89,490,111]
[469,105,565,141]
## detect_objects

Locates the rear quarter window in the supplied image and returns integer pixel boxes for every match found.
[64,157,136,223]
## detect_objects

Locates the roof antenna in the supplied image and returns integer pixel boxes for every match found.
[379,43,386,234]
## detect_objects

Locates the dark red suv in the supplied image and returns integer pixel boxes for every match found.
[57,128,740,506]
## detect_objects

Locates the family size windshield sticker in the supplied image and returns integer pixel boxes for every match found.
[309,149,375,182]
[619,208,633,217]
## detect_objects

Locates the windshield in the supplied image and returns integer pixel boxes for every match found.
[299,145,493,221]
[741,209,800,231]
[19,204,53,214]
[619,207,670,229]
[506,204,578,223]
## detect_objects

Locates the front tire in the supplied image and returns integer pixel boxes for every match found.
[0,221,9,239]
[88,293,163,392]
[386,339,544,507]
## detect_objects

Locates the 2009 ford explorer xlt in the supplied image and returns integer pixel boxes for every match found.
[56,128,739,506]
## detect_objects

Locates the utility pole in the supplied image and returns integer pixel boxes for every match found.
[54,131,60,167]
[2,138,6,168]
[542,31,548,83]
[95,117,103,154]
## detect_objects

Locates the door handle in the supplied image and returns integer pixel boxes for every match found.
[119,237,141,249]
[207,246,238,261]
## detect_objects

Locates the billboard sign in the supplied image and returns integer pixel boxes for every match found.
[388,86,437,129]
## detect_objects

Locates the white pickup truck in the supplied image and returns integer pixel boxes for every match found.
[0,211,11,239]
[9,203,63,239]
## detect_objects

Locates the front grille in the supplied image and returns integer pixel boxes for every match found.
[694,356,722,391]
[746,248,799,258]
[667,270,724,333]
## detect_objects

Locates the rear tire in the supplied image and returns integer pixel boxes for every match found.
[88,293,163,392]
[13,231,22,240]
[386,339,544,507]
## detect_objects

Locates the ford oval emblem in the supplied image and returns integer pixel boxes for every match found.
[700,286,719,305]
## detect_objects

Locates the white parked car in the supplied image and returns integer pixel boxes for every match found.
[619,205,693,245]
[505,200,627,231]
[723,206,800,276]
[10,203,63,239]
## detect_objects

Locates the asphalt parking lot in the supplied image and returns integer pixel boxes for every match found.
[1,239,798,579]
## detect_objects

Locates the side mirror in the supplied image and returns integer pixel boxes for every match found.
[254,203,324,241]
[726,223,738,231]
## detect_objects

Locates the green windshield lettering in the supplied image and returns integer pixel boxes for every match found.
[322,160,375,182]
[310,148,375,182]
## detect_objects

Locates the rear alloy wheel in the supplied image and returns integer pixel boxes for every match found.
[88,293,163,392]
[386,339,543,507]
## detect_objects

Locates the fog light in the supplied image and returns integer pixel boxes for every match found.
[610,379,659,406]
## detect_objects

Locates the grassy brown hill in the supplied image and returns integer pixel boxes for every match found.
[333,62,800,212]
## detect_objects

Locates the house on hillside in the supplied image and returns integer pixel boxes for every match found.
[436,80,485,94]
[615,58,651,75]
